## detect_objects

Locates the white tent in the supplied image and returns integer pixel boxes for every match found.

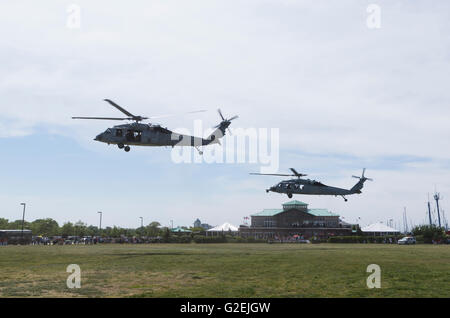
[206,223,239,236]
[361,222,400,235]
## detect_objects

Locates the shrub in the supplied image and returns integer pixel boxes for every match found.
[327,236,401,243]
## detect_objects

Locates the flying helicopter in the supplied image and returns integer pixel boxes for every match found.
[72,99,238,153]
[250,168,373,201]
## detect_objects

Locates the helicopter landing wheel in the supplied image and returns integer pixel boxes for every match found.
[287,193,293,199]
[124,146,131,152]
[118,143,124,149]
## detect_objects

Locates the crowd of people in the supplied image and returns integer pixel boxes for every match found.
[30,235,163,245]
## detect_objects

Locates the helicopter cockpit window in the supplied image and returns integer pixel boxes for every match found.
[106,129,112,134]
[115,129,123,137]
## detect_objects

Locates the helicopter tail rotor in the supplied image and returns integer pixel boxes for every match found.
[205,109,238,144]
[352,168,373,182]
[351,168,373,193]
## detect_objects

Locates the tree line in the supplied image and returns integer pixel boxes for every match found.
[0,218,181,237]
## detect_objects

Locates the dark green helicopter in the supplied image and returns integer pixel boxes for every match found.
[250,168,373,201]
[72,99,238,153]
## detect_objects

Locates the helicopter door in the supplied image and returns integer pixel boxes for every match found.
[134,131,142,143]
[126,130,134,142]
[125,130,142,142]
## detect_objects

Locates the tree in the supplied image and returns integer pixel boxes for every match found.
[146,222,162,237]
[110,226,123,238]
[60,222,75,237]
[8,219,31,230]
[412,225,446,243]
[30,219,59,236]
[86,225,98,237]
[162,227,171,242]
[74,221,88,237]
[136,227,146,237]
[0,218,9,229]
[190,227,205,233]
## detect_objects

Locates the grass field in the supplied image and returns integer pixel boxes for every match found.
[0,243,449,298]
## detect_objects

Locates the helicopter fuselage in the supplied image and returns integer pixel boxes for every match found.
[265,178,365,201]
[252,168,371,201]
[268,178,355,195]
[94,122,219,150]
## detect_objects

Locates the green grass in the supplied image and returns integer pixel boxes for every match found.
[0,243,449,297]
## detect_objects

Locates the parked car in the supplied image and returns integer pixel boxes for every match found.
[398,236,416,245]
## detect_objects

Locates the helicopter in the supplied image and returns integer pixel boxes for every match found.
[250,168,373,201]
[72,99,238,153]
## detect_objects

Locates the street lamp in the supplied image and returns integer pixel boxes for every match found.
[98,211,102,236]
[20,203,26,243]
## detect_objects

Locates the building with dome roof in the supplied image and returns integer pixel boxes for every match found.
[239,200,352,240]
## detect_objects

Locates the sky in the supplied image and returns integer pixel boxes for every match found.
[1,0,449,230]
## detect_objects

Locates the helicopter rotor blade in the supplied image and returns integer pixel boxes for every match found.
[250,173,297,177]
[228,115,239,121]
[104,99,136,118]
[289,168,307,177]
[72,117,129,121]
[218,108,225,121]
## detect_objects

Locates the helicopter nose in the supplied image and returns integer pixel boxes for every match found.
[94,133,103,141]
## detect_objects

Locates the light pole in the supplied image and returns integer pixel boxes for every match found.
[98,211,102,236]
[140,217,143,228]
[20,203,26,243]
